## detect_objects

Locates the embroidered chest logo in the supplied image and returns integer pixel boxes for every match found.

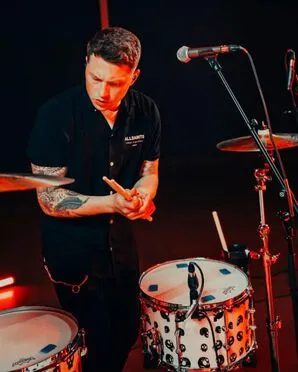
[124,134,145,147]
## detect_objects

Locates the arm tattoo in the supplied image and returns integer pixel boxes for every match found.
[31,164,67,177]
[140,159,159,177]
[56,197,88,211]
[37,188,89,217]
[31,163,89,217]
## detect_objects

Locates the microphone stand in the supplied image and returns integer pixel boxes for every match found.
[206,56,298,371]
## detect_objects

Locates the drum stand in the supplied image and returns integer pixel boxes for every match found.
[254,165,281,372]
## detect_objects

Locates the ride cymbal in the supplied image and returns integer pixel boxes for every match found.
[0,173,74,192]
[216,129,298,152]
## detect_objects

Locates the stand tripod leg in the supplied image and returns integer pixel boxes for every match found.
[255,168,281,372]
[260,226,281,372]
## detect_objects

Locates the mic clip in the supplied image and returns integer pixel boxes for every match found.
[186,262,200,319]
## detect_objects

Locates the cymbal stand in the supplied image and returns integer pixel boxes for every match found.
[254,165,281,372]
[206,55,298,367]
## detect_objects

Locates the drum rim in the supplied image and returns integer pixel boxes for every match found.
[0,305,79,371]
[24,331,84,372]
[0,305,78,325]
[139,257,250,310]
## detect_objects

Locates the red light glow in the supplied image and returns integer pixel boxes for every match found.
[0,277,15,288]
[0,290,14,300]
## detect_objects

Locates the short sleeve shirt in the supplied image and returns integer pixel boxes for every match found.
[27,84,161,251]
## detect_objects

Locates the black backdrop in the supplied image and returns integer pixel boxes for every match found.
[1,0,298,171]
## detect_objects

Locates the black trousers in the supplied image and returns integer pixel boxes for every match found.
[54,271,140,372]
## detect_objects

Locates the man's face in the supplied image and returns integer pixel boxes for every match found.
[85,55,139,111]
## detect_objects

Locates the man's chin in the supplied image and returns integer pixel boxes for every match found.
[93,100,110,110]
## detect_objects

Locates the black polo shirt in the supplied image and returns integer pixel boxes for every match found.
[27,84,161,277]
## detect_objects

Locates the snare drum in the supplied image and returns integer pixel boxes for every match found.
[139,258,256,371]
[0,306,86,372]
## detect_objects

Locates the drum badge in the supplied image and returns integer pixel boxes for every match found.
[12,357,36,368]
[223,286,236,295]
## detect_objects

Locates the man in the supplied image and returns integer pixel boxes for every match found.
[27,27,161,371]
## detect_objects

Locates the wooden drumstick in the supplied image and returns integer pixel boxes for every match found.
[102,176,132,200]
[102,176,152,221]
[212,211,229,254]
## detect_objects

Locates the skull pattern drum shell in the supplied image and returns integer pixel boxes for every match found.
[139,257,256,370]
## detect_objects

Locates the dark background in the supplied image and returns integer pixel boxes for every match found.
[1,0,298,170]
[1,1,298,371]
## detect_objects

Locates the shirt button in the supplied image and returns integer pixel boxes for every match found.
[109,219,114,224]
[110,161,114,167]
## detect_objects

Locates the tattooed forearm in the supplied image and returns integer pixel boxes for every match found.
[31,164,67,177]
[30,163,114,217]
[30,164,89,217]
[139,159,159,177]
[134,159,159,199]
[37,188,89,217]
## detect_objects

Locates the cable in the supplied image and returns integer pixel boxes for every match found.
[198,310,222,371]
[192,261,205,301]
[192,262,221,370]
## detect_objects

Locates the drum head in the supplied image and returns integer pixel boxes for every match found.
[140,257,249,308]
[0,306,78,371]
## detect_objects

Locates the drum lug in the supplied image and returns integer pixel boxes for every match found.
[141,313,151,325]
[79,329,88,357]
[140,329,152,338]
[143,328,163,355]
[213,307,225,320]
[175,311,186,323]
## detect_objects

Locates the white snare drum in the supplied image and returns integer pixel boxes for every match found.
[0,306,86,372]
[139,258,256,371]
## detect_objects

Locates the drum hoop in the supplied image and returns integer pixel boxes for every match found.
[140,287,250,312]
[0,305,78,325]
[139,257,250,311]
[0,306,79,371]
[18,330,84,372]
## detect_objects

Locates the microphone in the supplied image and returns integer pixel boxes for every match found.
[177,44,241,63]
[286,49,296,91]
[188,262,199,302]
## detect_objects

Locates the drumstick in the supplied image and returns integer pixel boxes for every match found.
[212,211,229,253]
[102,176,132,200]
[102,176,152,221]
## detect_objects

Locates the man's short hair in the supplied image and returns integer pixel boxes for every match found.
[86,27,141,69]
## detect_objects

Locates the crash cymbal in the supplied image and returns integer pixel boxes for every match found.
[0,173,74,192]
[216,129,298,152]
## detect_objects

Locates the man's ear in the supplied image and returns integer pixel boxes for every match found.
[131,69,140,84]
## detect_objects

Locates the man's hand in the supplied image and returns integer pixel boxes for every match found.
[112,188,155,221]
[125,189,156,221]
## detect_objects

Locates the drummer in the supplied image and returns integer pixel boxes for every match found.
[27,26,161,371]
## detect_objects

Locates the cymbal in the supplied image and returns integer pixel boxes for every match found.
[0,173,74,192]
[216,129,298,152]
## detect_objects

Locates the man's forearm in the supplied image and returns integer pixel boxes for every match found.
[133,174,159,199]
[36,187,115,218]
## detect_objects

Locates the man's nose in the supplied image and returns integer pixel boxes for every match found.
[98,82,109,97]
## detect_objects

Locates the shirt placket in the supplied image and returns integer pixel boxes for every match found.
[108,130,120,276]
